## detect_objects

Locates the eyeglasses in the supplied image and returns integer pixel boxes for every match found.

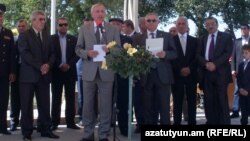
[38,18,46,21]
[59,23,68,27]
[146,19,157,23]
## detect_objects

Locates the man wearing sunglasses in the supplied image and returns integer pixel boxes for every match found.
[18,10,59,140]
[134,12,177,125]
[50,17,80,131]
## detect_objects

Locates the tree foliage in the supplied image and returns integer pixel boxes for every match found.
[2,0,250,36]
[138,0,175,25]
[174,0,250,37]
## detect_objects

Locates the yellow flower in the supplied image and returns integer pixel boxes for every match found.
[101,60,108,70]
[123,43,132,50]
[127,47,137,56]
[106,41,116,49]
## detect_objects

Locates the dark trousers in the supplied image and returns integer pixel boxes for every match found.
[203,71,230,124]
[239,95,250,125]
[143,70,171,125]
[0,76,9,131]
[116,76,129,134]
[20,78,51,136]
[172,81,197,125]
[133,81,144,126]
[10,76,21,126]
[51,77,76,126]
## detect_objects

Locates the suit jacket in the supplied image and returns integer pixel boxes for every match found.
[231,37,249,72]
[0,27,16,77]
[51,33,78,81]
[133,30,177,85]
[18,28,55,83]
[197,31,233,85]
[237,61,250,94]
[75,21,121,82]
[172,34,198,83]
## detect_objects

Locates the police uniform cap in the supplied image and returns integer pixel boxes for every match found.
[109,18,123,24]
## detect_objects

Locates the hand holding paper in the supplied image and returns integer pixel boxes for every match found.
[93,44,106,62]
[146,38,163,58]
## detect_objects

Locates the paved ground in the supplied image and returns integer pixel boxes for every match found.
[0,107,246,141]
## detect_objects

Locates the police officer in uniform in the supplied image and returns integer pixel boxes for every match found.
[0,3,16,135]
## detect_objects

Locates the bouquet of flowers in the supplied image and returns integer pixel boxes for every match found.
[101,41,155,78]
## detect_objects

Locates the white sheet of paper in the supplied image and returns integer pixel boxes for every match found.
[93,44,106,62]
[146,38,163,57]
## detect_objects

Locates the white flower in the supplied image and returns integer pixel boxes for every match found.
[127,47,137,56]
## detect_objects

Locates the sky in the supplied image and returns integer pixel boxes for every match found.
[158,16,242,38]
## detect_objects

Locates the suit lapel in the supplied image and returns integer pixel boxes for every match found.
[88,22,96,43]
[185,35,190,57]
[214,32,223,56]
[55,34,62,60]
[202,35,208,57]
[30,28,43,49]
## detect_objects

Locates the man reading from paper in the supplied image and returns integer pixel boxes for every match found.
[134,12,177,125]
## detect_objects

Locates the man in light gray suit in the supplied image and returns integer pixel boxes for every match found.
[133,12,177,125]
[75,3,121,141]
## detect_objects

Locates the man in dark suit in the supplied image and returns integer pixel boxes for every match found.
[9,19,29,132]
[197,17,233,124]
[237,44,250,125]
[109,18,133,137]
[0,3,16,135]
[51,17,80,130]
[75,3,121,141]
[230,24,250,118]
[122,19,144,133]
[171,16,198,125]
[134,12,177,125]
[18,10,59,140]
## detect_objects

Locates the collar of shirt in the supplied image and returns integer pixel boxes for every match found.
[147,29,157,38]
[209,30,218,39]
[242,36,249,44]
[58,32,66,38]
[94,21,104,28]
[178,32,187,39]
[128,30,136,37]
[33,27,42,40]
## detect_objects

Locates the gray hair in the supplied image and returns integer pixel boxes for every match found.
[30,10,46,21]
[91,3,106,14]
[145,12,159,21]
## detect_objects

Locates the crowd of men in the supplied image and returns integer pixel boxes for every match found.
[0,2,250,141]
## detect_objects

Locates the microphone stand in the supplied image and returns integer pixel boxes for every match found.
[112,74,118,141]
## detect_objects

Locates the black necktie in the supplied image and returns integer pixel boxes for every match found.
[95,27,101,44]
[37,32,42,47]
[244,61,248,71]
[150,32,155,38]
[208,34,214,61]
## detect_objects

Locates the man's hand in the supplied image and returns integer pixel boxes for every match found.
[180,67,191,77]
[239,88,248,96]
[156,51,166,58]
[87,50,98,58]
[9,73,16,82]
[206,62,216,72]
[103,45,110,53]
[40,64,50,75]
[60,64,70,72]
